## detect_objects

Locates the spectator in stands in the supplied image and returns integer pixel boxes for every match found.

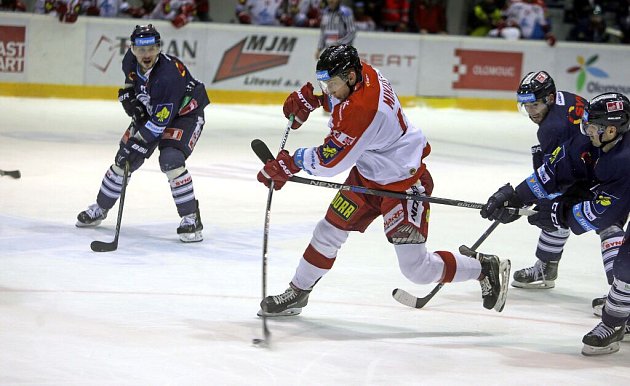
[502,0,556,45]
[362,0,384,30]
[381,0,409,32]
[150,0,197,28]
[616,0,630,43]
[278,0,321,27]
[567,4,610,43]
[34,0,82,23]
[467,0,503,37]
[0,0,26,11]
[409,0,446,34]
[84,0,132,17]
[236,0,282,25]
[316,0,356,59]
[354,1,376,31]
[195,0,210,21]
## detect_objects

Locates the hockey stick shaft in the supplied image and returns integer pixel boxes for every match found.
[392,219,502,309]
[90,162,130,252]
[0,169,21,179]
[254,116,294,346]
[250,139,534,217]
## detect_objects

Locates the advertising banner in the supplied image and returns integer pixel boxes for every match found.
[0,18,27,82]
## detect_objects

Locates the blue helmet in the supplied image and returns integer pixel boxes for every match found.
[130,24,161,47]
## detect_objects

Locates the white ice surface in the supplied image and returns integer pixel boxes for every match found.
[0,97,628,385]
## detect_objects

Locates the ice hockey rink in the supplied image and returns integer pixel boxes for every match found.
[1,96,628,385]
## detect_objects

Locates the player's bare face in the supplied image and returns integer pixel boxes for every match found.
[523,100,549,124]
[132,44,160,72]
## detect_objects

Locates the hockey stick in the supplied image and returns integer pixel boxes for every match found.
[90,162,130,252]
[252,116,294,347]
[392,219,501,309]
[0,169,21,179]
[250,139,535,217]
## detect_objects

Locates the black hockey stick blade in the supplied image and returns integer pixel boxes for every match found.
[392,285,444,309]
[0,169,21,179]
[251,139,275,163]
[90,239,118,252]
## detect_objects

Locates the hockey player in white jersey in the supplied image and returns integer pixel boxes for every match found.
[256,45,511,317]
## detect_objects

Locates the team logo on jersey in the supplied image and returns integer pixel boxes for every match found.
[330,192,357,221]
[317,140,342,164]
[593,192,617,214]
[155,104,173,123]
[331,130,355,146]
[548,146,565,164]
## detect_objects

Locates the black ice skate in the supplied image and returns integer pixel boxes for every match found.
[177,202,203,243]
[511,259,558,289]
[460,245,511,312]
[581,321,626,356]
[76,203,108,227]
[257,283,311,317]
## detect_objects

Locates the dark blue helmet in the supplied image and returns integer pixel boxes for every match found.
[130,24,161,47]
[583,93,630,134]
[516,71,556,104]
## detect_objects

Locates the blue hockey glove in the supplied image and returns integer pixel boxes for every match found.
[528,200,567,232]
[481,183,524,224]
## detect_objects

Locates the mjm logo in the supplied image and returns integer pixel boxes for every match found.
[566,55,608,92]
[213,35,297,83]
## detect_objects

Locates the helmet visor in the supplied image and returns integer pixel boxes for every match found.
[580,111,607,136]
[131,43,160,56]
[316,69,346,94]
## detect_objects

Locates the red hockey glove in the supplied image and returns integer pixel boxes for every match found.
[545,33,556,47]
[256,150,300,190]
[283,82,323,129]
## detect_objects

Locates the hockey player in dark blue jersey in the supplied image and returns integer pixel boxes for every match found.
[76,24,210,242]
[481,92,630,355]
[509,72,623,307]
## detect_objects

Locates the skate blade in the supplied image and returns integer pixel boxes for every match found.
[511,280,555,289]
[75,219,103,228]
[179,231,203,243]
[257,308,302,317]
[581,342,620,356]
[494,259,511,312]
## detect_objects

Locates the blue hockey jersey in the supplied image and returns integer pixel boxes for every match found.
[122,49,210,141]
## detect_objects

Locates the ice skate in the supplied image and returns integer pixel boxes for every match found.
[511,259,558,289]
[460,245,511,312]
[177,203,203,243]
[581,321,625,356]
[258,283,311,317]
[76,203,108,227]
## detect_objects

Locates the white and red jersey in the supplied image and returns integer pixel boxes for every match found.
[294,62,428,191]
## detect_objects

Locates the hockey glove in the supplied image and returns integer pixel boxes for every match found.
[118,87,147,124]
[531,144,543,169]
[528,200,567,232]
[115,137,150,169]
[481,183,524,224]
[256,150,300,190]
[283,82,323,129]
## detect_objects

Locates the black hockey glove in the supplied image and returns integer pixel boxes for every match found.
[481,183,524,224]
[527,200,567,232]
[531,144,543,169]
[118,87,147,124]
[115,137,150,168]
